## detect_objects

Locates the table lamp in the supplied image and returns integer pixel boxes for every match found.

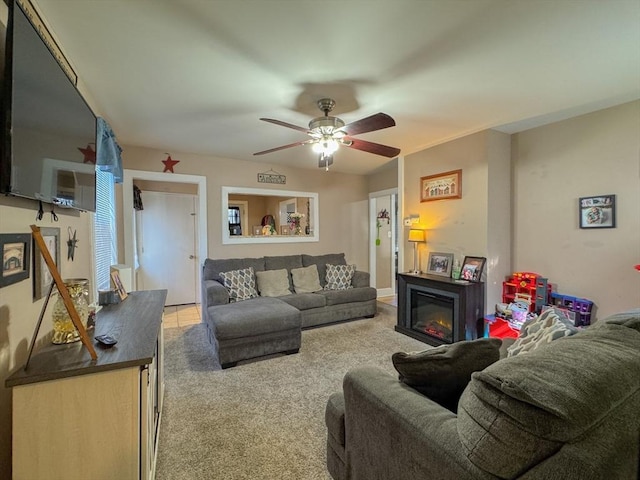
[408,229,425,274]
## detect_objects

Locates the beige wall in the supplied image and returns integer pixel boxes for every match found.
[368,159,398,193]
[512,101,640,319]
[403,129,512,313]
[402,101,639,320]
[121,146,371,271]
[0,196,93,476]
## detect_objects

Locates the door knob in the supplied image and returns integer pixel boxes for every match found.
[189,255,195,259]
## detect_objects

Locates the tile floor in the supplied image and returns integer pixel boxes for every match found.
[163,304,201,329]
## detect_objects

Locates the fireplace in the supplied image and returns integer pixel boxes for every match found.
[411,290,455,343]
[396,273,484,346]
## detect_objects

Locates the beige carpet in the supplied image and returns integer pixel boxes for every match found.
[155,302,427,480]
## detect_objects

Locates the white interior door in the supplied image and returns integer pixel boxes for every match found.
[137,191,198,306]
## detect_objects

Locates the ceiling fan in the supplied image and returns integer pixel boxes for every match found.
[253,98,401,170]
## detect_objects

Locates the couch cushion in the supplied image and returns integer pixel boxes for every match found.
[255,268,291,297]
[264,255,303,290]
[507,307,579,357]
[208,297,301,340]
[219,267,259,302]
[600,308,640,332]
[392,338,502,412]
[319,286,377,307]
[279,293,326,310]
[324,264,356,290]
[203,257,265,283]
[302,253,346,287]
[457,322,640,478]
[291,264,322,293]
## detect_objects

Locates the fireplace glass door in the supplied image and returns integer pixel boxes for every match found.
[410,290,455,343]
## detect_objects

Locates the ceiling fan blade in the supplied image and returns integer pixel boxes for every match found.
[344,138,401,158]
[254,139,313,156]
[260,118,311,134]
[339,113,396,136]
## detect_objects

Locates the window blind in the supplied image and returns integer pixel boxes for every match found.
[94,169,117,292]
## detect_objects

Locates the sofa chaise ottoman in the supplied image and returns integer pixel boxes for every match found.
[201,253,377,367]
[206,297,301,369]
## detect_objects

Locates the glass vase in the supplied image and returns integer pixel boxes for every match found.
[52,279,90,344]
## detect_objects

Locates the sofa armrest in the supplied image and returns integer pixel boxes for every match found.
[342,366,495,480]
[203,279,230,309]
[351,270,370,288]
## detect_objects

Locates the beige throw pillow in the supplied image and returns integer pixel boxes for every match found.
[255,269,291,297]
[291,264,322,293]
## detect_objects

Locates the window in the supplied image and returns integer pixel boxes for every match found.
[94,169,117,293]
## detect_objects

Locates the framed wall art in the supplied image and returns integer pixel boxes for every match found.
[579,194,616,229]
[426,252,454,277]
[460,256,486,282]
[421,169,462,202]
[33,227,60,300]
[111,270,128,301]
[1,233,31,288]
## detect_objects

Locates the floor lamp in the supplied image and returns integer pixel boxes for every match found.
[408,229,425,274]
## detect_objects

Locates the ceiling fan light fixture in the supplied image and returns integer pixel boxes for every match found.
[312,137,339,155]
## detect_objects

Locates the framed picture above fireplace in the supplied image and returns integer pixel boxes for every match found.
[460,256,486,282]
[426,252,454,277]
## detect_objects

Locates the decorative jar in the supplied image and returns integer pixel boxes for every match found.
[52,278,90,344]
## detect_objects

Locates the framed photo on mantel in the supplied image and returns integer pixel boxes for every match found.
[460,256,486,282]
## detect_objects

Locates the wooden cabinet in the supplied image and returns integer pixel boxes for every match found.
[6,290,167,480]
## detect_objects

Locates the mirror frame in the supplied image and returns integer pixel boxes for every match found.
[221,186,319,244]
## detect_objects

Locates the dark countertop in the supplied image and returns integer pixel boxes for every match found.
[6,289,167,388]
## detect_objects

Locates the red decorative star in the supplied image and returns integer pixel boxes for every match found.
[78,143,96,164]
[162,155,180,173]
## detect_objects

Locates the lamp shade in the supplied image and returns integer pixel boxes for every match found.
[408,229,425,242]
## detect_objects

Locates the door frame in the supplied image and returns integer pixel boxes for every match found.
[122,169,208,293]
[369,188,398,298]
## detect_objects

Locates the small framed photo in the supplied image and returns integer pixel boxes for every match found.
[460,256,486,282]
[33,227,60,300]
[110,271,128,301]
[1,233,31,288]
[420,169,462,202]
[426,252,454,277]
[579,194,616,229]
[252,225,262,236]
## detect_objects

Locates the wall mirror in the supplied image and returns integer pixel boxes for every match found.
[221,186,319,244]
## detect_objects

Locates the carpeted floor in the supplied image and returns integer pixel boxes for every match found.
[155,302,427,480]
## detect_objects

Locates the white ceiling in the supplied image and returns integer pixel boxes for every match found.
[33,0,640,175]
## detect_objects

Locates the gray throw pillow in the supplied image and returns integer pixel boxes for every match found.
[255,269,291,297]
[291,264,322,293]
[392,337,502,412]
[324,264,356,290]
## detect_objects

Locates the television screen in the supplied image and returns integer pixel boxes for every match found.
[1,0,97,212]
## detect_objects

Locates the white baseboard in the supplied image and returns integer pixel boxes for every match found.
[376,288,395,298]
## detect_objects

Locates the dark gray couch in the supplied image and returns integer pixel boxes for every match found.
[326,309,640,480]
[202,253,377,367]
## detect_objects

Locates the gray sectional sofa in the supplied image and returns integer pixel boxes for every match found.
[325,309,640,480]
[201,253,377,367]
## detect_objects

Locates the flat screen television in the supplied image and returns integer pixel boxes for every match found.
[1,0,97,212]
